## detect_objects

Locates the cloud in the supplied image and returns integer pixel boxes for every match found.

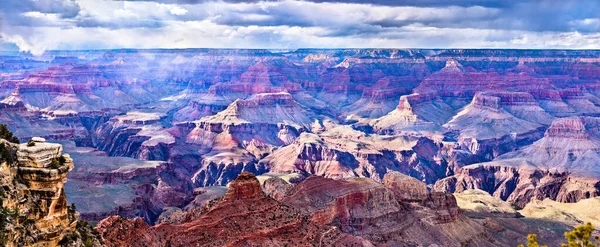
[0,0,81,27]
[0,0,599,54]
[0,33,47,55]
[119,0,516,8]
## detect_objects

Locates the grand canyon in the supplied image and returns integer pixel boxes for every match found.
[1,48,600,246]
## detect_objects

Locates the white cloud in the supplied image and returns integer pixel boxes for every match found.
[1,0,599,54]
[153,3,189,16]
[0,33,47,56]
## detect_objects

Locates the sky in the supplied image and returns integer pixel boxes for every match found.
[0,0,599,54]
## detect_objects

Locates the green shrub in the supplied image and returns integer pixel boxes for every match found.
[563,222,599,247]
[518,222,600,247]
[0,124,19,144]
[50,158,60,169]
[0,144,11,164]
[0,196,17,246]
[49,155,67,169]
[58,155,66,165]
[26,140,35,147]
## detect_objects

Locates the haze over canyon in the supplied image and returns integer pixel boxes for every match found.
[2,48,600,246]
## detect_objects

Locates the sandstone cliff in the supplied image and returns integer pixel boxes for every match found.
[435,116,600,207]
[96,172,370,247]
[0,137,102,246]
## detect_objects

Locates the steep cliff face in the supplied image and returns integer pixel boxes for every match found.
[445,92,546,141]
[415,60,554,97]
[434,163,600,208]
[183,92,320,186]
[340,76,418,119]
[93,111,175,160]
[96,172,370,247]
[97,172,475,246]
[435,116,600,207]
[261,126,449,184]
[0,88,29,112]
[0,137,102,246]
[280,174,462,238]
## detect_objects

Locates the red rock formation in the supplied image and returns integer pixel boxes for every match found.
[383,171,429,202]
[99,171,542,246]
[96,172,370,247]
[261,131,449,184]
[370,92,453,134]
[262,177,295,201]
[545,116,590,139]
[416,60,555,98]
[273,174,510,246]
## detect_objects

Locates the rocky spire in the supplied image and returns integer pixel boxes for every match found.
[440,59,465,72]
[223,172,265,200]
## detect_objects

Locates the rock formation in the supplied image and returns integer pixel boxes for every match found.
[96,171,581,247]
[96,172,370,246]
[436,116,600,207]
[434,163,600,208]
[0,137,102,246]
[261,127,449,184]
[370,93,452,134]
[5,49,600,240]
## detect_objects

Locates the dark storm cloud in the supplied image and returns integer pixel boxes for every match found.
[0,0,81,26]
[210,0,600,34]
[3,0,598,33]
[75,17,167,29]
[3,0,82,18]
[138,0,598,37]
[296,0,515,8]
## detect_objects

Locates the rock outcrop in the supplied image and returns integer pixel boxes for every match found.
[97,172,510,247]
[96,172,370,246]
[93,111,174,160]
[435,116,600,207]
[0,137,102,246]
[444,92,546,140]
[261,127,449,184]
[370,93,452,134]
[434,164,600,208]
[0,88,29,112]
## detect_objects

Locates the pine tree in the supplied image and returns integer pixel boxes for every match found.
[518,223,600,247]
[0,124,19,144]
[518,234,547,247]
[562,223,600,247]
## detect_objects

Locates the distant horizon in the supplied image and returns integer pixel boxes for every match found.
[3,47,600,53]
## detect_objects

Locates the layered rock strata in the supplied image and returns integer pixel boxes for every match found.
[96,172,370,246]
[0,137,101,246]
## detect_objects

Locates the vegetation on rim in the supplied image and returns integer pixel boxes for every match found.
[518,223,600,247]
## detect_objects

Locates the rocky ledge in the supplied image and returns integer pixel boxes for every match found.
[0,137,102,246]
